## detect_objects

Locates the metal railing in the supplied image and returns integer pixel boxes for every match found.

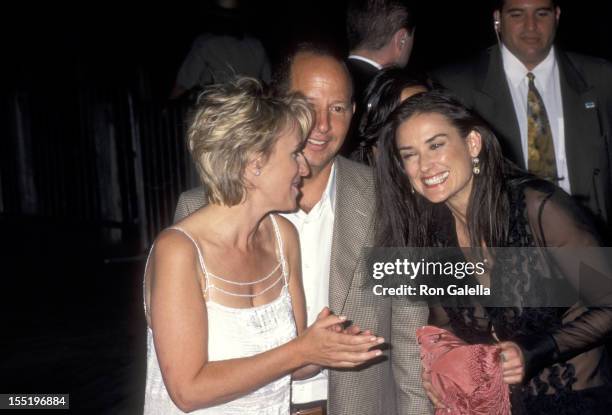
[3,69,198,253]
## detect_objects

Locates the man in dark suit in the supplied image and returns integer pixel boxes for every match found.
[344,0,415,156]
[346,0,415,100]
[433,0,612,235]
[174,42,431,415]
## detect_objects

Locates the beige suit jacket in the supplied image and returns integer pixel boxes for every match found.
[173,156,432,415]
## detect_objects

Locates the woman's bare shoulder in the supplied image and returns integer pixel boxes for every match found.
[273,215,300,250]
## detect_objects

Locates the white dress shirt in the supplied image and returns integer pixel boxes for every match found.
[281,163,336,404]
[347,54,383,70]
[501,44,570,193]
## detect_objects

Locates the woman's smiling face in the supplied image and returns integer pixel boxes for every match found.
[396,112,481,210]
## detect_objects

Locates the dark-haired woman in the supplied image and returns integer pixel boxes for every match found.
[351,68,428,165]
[375,90,612,414]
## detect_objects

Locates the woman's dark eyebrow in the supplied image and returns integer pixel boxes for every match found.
[398,134,447,151]
[425,133,447,144]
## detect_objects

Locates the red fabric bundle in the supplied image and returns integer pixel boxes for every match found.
[417,326,511,415]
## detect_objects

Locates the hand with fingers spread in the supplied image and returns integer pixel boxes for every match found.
[343,324,372,336]
[296,307,384,368]
[319,307,373,336]
[499,341,525,385]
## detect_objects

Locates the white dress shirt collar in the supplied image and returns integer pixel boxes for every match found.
[501,44,556,89]
[348,54,383,71]
[323,162,337,214]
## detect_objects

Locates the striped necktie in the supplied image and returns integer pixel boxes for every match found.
[527,72,558,182]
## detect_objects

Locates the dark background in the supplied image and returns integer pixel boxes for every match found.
[6,1,611,99]
[2,1,611,413]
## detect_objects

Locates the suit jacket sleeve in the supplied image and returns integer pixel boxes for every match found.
[173,192,193,223]
[392,298,433,414]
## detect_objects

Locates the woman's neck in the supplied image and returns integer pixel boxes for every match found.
[445,201,470,247]
[200,201,269,252]
[446,201,467,227]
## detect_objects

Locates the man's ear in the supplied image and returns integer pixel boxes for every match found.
[394,28,409,50]
[493,10,501,33]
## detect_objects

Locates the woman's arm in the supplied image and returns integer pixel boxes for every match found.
[511,187,612,381]
[149,229,382,412]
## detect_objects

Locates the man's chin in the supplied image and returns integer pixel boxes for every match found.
[304,157,333,175]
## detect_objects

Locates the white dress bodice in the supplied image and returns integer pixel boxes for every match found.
[143,215,296,414]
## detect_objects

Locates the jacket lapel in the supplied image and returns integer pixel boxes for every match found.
[557,50,601,196]
[476,46,524,167]
[328,157,375,314]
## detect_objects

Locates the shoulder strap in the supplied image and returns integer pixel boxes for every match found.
[168,226,210,292]
[269,215,289,285]
[143,244,155,318]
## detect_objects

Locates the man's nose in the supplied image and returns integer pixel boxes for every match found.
[315,108,331,134]
[525,14,537,31]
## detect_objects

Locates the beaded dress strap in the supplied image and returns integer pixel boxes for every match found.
[168,214,288,299]
[269,214,289,286]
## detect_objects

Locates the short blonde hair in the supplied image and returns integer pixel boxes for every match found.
[187,77,313,206]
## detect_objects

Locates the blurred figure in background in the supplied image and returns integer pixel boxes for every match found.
[346,0,416,101]
[344,0,416,156]
[169,0,271,100]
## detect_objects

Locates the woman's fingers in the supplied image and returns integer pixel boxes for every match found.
[421,368,445,408]
[330,349,384,367]
[315,332,384,366]
[338,332,384,346]
[304,308,386,367]
[502,361,523,370]
[322,331,384,353]
[314,313,347,329]
[315,308,376,337]
[316,306,332,320]
[343,324,362,335]
[422,374,446,409]
[320,347,382,367]
[503,374,524,384]
[338,349,383,363]
[499,341,525,384]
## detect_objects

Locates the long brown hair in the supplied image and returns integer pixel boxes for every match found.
[375,91,514,248]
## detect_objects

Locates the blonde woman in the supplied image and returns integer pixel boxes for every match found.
[143,78,383,414]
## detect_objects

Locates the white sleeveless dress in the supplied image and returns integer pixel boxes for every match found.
[143,215,297,414]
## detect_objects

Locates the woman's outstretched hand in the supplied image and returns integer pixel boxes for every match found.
[318,306,372,336]
[296,307,383,368]
[499,341,525,384]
